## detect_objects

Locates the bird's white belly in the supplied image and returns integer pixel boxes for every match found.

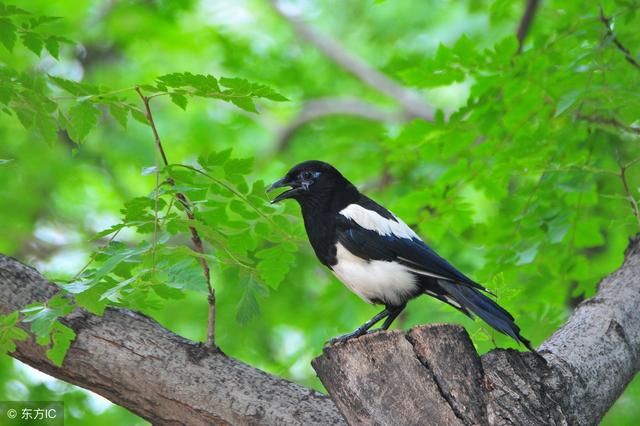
[331,243,418,306]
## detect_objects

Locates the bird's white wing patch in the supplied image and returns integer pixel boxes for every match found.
[339,204,420,240]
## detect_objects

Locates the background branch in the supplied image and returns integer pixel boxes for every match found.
[267,0,433,121]
[576,112,640,136]
[599,6,640,71]
[277,97,409,150]
[516,0,541,53]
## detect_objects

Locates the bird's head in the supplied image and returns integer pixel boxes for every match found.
[267,160,350,205]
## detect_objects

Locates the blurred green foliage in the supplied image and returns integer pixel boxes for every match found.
[1,0,639,424]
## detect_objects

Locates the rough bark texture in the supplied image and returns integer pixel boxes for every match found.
[313,235,640,426]
[1,235,639,425]
[0,255,345,426]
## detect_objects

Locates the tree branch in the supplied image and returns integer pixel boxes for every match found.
[599,6,640,71]
[575,112,640,136]
[4,231,640,425]
[2,232,639,423]
[277,97,409,150]
[0,254,345,425]
[618,161,640,228]
[516,0,541,53]
[313,235,640,425]
[267,0,433,121]
[135,87,216,348]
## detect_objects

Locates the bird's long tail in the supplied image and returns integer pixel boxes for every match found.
[437,280,539,355]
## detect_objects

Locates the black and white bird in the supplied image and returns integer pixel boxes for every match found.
[268,160,537,353]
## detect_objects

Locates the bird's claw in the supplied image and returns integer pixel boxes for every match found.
[326,329,369,345]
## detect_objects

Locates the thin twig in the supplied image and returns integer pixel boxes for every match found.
[267,0,433,121]
[168,163,300,243]
[619,162,640,228]
[599,6,640,71]
[71,227,123,281]
[135,88,170,166]
[152,133,160,271]
[516,0,541,53]
[135,87,216,349]
[575,113,640,135]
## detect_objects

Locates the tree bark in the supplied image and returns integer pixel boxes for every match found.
[0,255,345,426]
[1,235,639,425]
[312,235,640,425]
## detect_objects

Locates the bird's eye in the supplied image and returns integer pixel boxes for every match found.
[300,171,313,180]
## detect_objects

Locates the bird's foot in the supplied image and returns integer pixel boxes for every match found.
[326,328,368,345]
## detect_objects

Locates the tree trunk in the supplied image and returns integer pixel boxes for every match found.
[312,235,640,425]
[1,235,638,425]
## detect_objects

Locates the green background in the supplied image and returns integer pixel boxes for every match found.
[1,0,639,424]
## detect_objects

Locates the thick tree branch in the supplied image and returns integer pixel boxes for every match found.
[313,235,640,425]
[267,0,433,121]
[3,235,639,425]
[0,254,345,425]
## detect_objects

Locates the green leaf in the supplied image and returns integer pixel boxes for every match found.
[0,3,30,16]
[0,312,29,354]
[555,90,582,117]
[204,149,232,168]
[229,199,259,219]
[516,243,540,265]
[36,112,58,146]
[100,273,144,303]
[21,295,74,340]
[109,104,128,128]
[169,92,188,110]
[236,279,268,324]
[130,107,149,126]
[49,76,96,96]
[21,31,43,55]
[230,97,257,112]
[492,35,518,63]
[256,246,295,289]
[0,17,16,51]
[164,257,206,292]
[73,284,109,315]
[45,36,59,59]
[46,322,75,366]
[574,220,605,248]
[67,101,100,143]
[28,15,63,29]
[224,158,253,176]
[87,243,151,289]
[156,72,220,93]
[219,77,288,101]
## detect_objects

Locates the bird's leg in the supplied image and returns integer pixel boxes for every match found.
[327,308,389,344]
[377,304,406,331]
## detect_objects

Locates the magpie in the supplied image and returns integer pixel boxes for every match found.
[268,160,538,353]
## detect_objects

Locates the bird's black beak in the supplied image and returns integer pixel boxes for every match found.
[267,177,303,204]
